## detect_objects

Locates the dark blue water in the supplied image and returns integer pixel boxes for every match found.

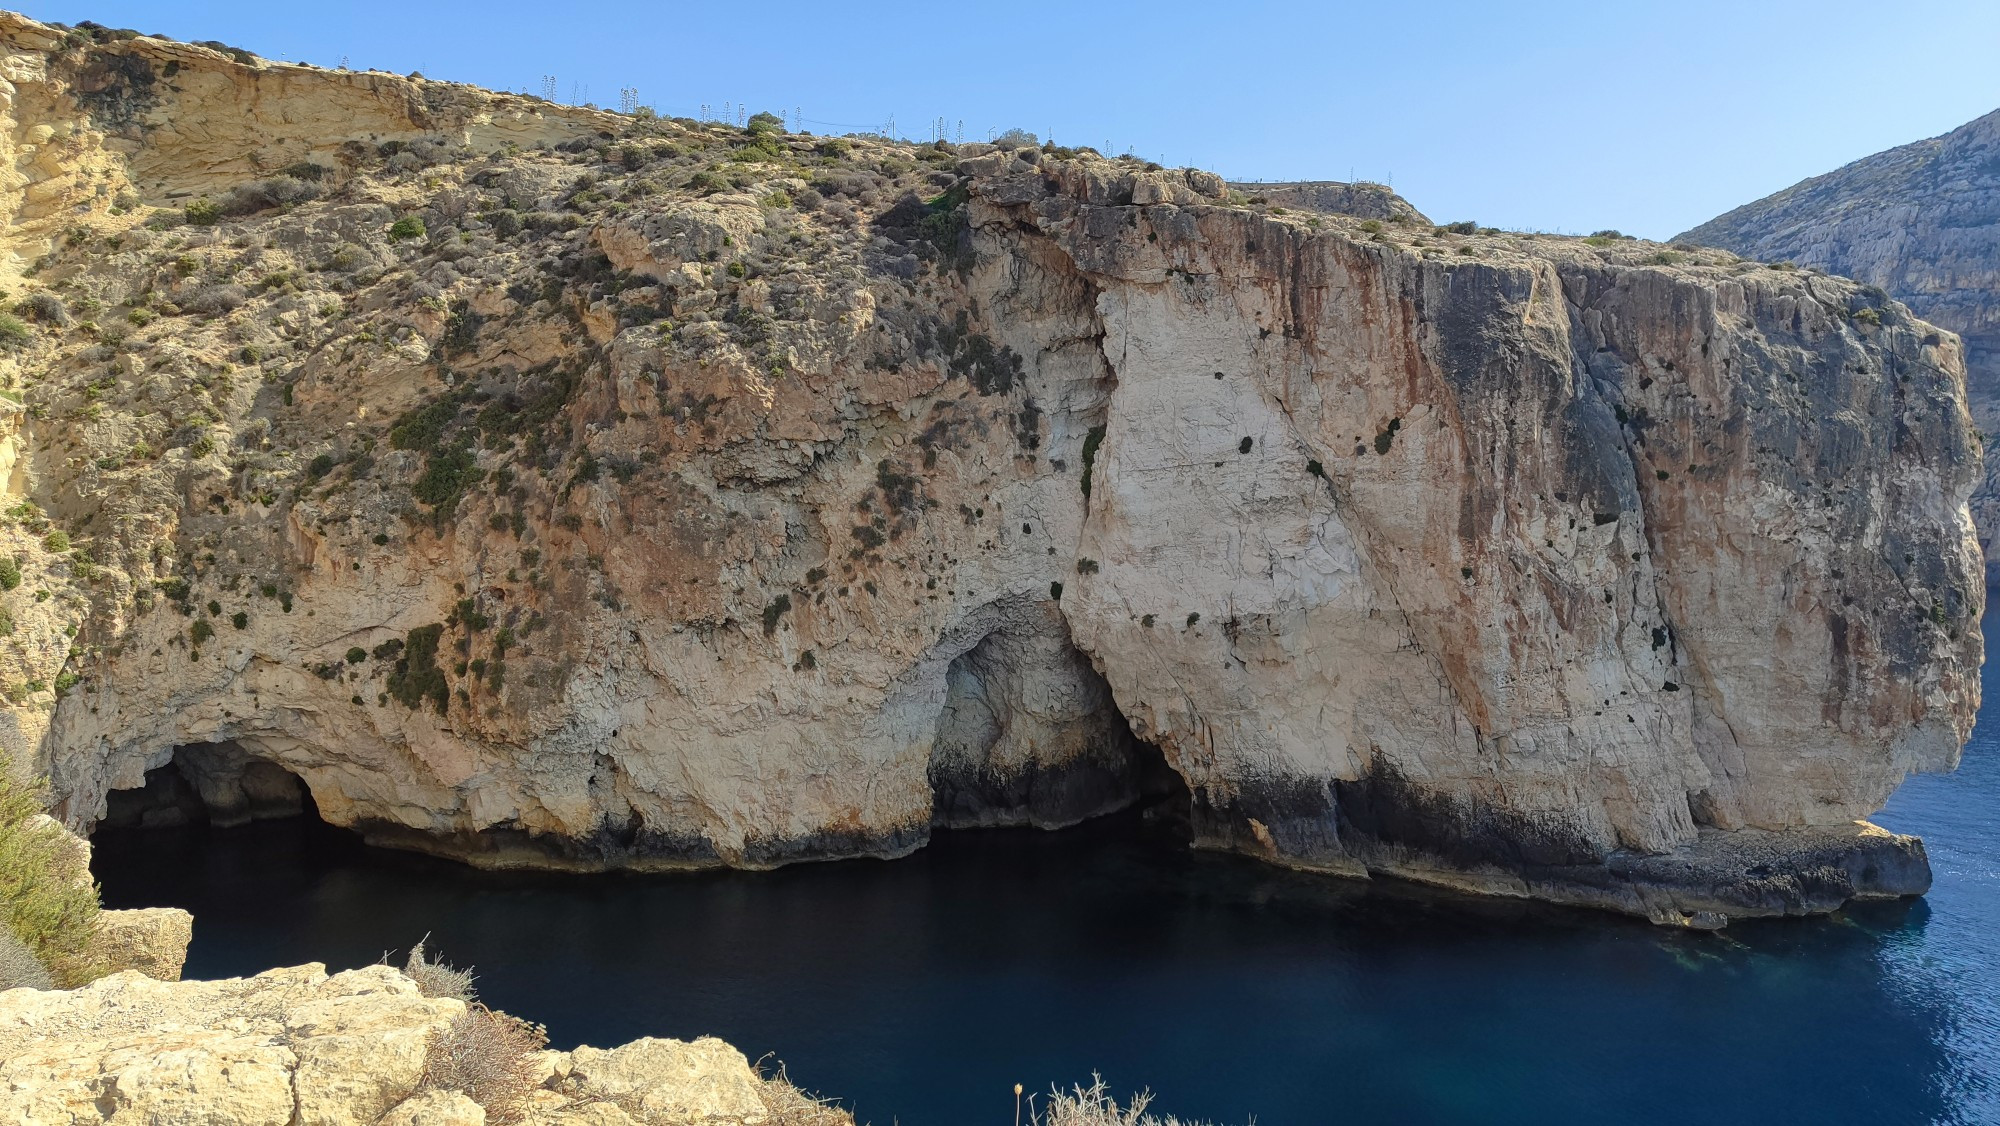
[94,626,2000,1125]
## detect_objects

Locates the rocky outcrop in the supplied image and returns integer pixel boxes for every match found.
[86,906,190,981]
[1226,180,1429,223]
[1678,108,2000,581]
[0,14,1978,926]
[0,962,839,1125]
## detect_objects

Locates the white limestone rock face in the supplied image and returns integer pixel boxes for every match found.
[0,13,1975,925]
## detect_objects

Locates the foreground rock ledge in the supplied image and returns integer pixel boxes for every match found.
[0,13,1977,925]
[0,963,844,1126]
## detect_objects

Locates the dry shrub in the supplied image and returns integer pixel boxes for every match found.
[180,284,249,316]
[420,1003,547,1124]
[756,1058,854,1126]
[1035,1075,1217,1126]
[404,936,477,1001]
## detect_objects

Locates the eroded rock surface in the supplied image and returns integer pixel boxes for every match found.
[1679,107,2000,581]
[0,14,1977,924]
[0,963,835,1125]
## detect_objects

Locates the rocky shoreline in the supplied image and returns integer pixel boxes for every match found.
[0,958,851,1126]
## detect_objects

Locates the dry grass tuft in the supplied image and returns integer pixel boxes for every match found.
[419,1003,548,1124]
[1033,1075,1221,1126]
[755,1057,855,1125]
[403,935,477,1001]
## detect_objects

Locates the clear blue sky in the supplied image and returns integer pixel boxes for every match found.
[19,1,2000,239]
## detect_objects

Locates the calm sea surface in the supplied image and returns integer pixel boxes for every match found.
[95,619,2000,1125]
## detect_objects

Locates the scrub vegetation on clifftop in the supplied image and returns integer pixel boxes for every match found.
[0,750,100,988]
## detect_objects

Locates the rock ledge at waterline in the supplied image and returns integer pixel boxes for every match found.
[0,12,1977,926]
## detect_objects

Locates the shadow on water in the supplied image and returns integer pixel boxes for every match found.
[90,624,2000,1126]
[94,799,1984,1126]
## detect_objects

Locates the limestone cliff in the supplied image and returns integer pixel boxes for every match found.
[1678,108,2000,581]
[0,13,1978,927]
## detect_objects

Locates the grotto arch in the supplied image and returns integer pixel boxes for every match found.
[100,740,314,830]
[924,599,1188,834]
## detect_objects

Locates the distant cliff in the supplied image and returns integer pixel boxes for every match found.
[0,12,1978,927]
[1679,108,2000,580]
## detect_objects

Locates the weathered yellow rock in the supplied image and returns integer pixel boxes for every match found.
[379,1088,488,1126]
[566,1037,771,1123]
[0,964,455,1126]
[87,907,193,981]
[0,963,836,1126]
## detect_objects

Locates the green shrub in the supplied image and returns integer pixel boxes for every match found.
[0,752,101,986]
[346,646,368,664]
[686,170,731,195]
[761,594,791,637]
[190,619,214,645]
[0,556,19,591]
[41,531,67,553]
[387,624,449,713]
[388,215,428,241]
[231,611,248,630]
[184,198,220,226]
[0,313,27,349]
[1079,425,1107,498]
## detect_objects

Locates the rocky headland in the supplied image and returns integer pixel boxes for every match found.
[1679,107,2000,582]
[0,11,1976,930]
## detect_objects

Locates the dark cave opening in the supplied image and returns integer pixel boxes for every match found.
[924,616,1191,842]
[101,742,316,831]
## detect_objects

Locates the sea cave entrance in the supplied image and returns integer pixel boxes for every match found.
[101,741,317,831]
[924,611,1190,842]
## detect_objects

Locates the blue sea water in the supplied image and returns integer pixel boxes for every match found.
[94,620,2000,1125]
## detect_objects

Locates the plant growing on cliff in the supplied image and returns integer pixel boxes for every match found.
[420,1003,549,1124]
[0,751,101,987]
[403,936,477,1001]
[1079,425,1107,499]
[388,624,451,714]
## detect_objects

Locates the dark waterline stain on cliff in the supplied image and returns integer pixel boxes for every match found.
[96,631,2000,1126]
